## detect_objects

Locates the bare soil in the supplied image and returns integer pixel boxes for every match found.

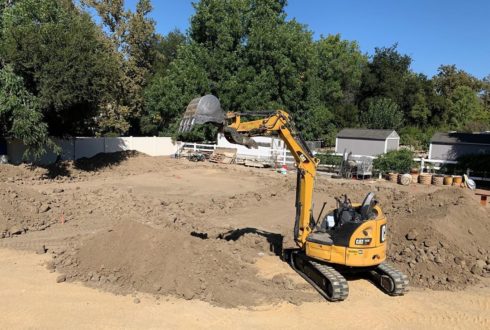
[1,249,489,329]
[1,152,489,310]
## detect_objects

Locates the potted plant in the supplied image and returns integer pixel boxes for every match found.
[373,149,415,184]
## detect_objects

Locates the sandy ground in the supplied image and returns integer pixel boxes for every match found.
[1,248,489,330]
[1,153,489,328]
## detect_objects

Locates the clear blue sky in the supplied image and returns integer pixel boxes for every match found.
[126,0,490,79]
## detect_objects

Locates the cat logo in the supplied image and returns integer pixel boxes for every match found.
[355,238,372,245]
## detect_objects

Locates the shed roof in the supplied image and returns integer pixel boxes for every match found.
[337,128,399,140]
[430,132,490,145]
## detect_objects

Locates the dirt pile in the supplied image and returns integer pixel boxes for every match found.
[384,188,490,289]
[54,221,318,307]
[0,184,60,237]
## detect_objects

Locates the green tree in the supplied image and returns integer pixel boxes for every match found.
[83,0,157,134]
[360,97,404,130]
[358,45,436,128]
[481,74,490,113]
[151,29,187,75]
[447,85,487,131]
[1,0,121,136]
[433,65,482,98]
[141,44,211,135]
[409,92,430,125]
[0,65,56,159]
[311,35,366,123]
[142,0,316,139]
[301,34,366,143]
[359,45,412,107]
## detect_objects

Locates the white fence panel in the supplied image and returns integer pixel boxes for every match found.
[154,137,181,156]
[75,138,104,159]
[59,139,75,161]
[131,137,155,156]
[6,136,182,165]
[104,137,130,153]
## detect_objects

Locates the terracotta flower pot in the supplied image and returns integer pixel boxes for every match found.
[443,176,453,185]
[452,175,463,186]
[410,167,419,174]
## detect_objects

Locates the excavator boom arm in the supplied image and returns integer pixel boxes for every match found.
[225,111,319,246]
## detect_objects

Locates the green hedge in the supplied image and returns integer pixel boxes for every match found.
[316,153,342,166]
[373,149,415,174]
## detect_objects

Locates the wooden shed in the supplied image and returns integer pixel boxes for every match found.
[429,132,490,161]
[335,129,399,157]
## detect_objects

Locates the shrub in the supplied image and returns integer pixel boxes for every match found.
[316,153,342,166]
[373,149,415,174]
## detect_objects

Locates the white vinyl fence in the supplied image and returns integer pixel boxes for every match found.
[7,137,182,165]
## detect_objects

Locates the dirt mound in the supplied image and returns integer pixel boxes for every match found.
[0,163,45,182]
[0,184,58,237]
[54,221,318,307]
[384,188,490,289]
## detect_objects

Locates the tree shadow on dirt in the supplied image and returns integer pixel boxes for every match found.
[42,161,71,179]
[73,150,136,172]
[37,150,137,179]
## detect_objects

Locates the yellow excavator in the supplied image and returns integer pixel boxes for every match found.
[180,95,408,301]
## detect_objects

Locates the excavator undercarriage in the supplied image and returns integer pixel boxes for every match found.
[288,250,408,301]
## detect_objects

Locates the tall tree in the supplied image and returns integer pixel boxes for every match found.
[447,86,487,131]
[141,0,316,138]
[151,29,186,75]
[83,0,157,134]
[306,34,367,142]
[359,45,412,108]
[433,65,482,98]
[360,97,404,130]
[0,0,122,136]
[0,65,56,158]
[482,74,490,113]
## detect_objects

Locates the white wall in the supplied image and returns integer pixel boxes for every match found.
[6,137,181,165]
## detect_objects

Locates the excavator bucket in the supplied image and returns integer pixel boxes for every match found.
[178,95,225,133]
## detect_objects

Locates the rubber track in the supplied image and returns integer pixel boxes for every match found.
[289,252,349,302]
[309,260,349,301]
[374,262,409,296]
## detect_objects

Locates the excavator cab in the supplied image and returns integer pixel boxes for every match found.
[332,192,377,227]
